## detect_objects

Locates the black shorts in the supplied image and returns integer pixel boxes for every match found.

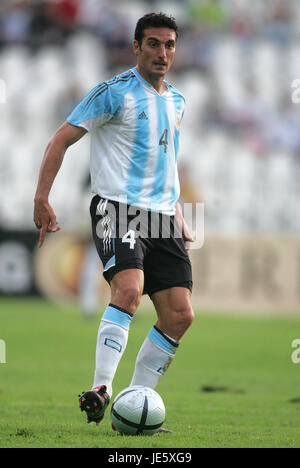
[90,195,193,296]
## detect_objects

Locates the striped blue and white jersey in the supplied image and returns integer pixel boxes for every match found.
[67,67,185,215]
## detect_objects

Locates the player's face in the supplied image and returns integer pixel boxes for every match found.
[134,27,176,81]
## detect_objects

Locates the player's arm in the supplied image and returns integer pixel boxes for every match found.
[175,202,194,249]
[33,121,87,248]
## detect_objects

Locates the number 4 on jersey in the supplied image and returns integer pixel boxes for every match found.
[159,129,168,154]
[122,229,136,249]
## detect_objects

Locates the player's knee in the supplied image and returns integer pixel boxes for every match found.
[112,285,142,314]
[124,285,142,311]
[180,306,194,331]
[173,304,194,333]
[165,305,194,341]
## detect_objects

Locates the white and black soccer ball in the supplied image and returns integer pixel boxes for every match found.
[111,385,165,436]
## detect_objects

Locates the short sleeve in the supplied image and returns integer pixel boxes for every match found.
[67,82,123,132]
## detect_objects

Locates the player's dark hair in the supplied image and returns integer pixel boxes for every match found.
[135,12,179,45]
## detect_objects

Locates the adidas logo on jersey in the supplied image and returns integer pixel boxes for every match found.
[138,111,148,120]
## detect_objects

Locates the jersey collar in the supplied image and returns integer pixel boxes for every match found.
[132,67,170,96]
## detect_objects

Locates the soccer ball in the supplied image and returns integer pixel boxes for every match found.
[111,385,165,436]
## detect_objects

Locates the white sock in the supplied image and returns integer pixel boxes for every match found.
[130,326,179,389]
[93,304,133,397]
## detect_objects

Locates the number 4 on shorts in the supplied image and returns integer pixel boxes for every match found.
[122,229,136,249]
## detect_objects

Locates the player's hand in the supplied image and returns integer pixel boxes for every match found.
[181,220,194,250]
[175,202,194,250]
[33,198,60,248]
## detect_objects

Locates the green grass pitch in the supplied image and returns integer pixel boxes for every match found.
[0,298,299,448]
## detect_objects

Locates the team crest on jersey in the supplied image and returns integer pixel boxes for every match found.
[176,110,181,130]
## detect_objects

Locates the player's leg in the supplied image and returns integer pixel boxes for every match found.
[130,286,194,388]
[79,268,144,424]
[92,268,144,396]
[80,196,147,423]
[89,196,145,394]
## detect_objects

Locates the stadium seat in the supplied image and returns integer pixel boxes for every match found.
[251,42,281,107]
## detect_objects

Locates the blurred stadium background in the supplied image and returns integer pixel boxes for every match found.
[0,0,299,315]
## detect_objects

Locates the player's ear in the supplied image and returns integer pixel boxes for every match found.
[133,40,140,56]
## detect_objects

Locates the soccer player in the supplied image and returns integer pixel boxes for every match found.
[33,12,194,426]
